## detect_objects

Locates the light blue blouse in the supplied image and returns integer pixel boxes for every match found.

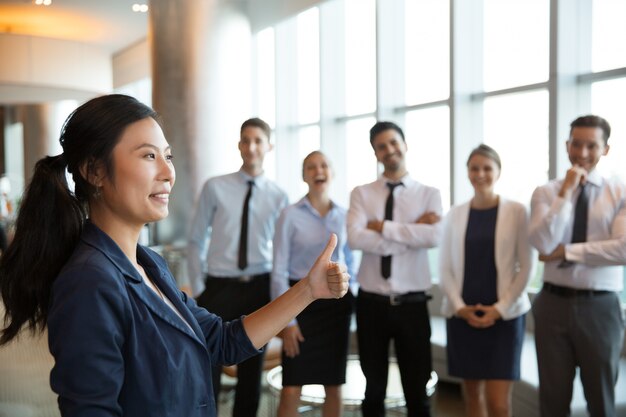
[271,196,356,300]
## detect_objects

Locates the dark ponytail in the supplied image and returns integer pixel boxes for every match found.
[0,94,157,345]
[0,155,85,344]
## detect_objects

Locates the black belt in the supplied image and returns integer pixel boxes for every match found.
[359,289,431,306]
[542,282,611,298]
[206,272,270,283]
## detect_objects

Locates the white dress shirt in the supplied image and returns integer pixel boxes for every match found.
[529,169,626,291]
[347,174,443,295]
[187,170,289,296]
[439,198,534,320]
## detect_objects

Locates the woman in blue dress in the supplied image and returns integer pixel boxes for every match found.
[439,144,533,417]
[272,151,356,417]
[0,95,350,417]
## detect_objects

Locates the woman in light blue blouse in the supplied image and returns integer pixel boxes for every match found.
[272,151,356,417]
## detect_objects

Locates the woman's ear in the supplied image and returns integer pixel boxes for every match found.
[78,159,105,188]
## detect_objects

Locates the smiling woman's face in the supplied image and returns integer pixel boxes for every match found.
[467,153,500,195]
[96,117,175,228]
[303,152,333,194]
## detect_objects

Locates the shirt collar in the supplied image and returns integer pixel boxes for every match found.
[585,169,602,188]
[237,169,266,187]
[378,172,413,187]
[297,196,336,217]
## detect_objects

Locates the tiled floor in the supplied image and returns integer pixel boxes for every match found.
[0,328,465,417]
[219,377,464,417]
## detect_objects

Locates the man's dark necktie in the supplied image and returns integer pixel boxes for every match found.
[381,182,402,279]
[238,180,254,270]
[559,183,588,268]
[571,183,588,243]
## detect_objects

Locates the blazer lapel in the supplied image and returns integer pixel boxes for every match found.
[145,262,206,345]
[81,222,206,348]
[134,250,206,347]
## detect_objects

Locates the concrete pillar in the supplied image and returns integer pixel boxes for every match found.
[149,0,252,244]
[19,104,64,184]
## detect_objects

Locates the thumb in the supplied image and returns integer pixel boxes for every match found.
[315,233,337,266]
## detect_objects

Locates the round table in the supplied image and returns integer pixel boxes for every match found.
[266,355,438,414]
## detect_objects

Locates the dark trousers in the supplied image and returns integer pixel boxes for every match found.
[533,289,625,417]
[196,274,270,417]
[356,291,432,417]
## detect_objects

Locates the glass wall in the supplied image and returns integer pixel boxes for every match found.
[251,0,626,295]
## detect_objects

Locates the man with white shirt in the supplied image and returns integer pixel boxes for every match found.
[529,115,626,417]
[187,118,288,417]
[347,121,443,417]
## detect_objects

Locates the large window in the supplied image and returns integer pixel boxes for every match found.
[483,90,549,204]
[592,0,626,72]
[404,106,451,210]
[591,78,626,181]
[251,0,625,295]
[483,0,549,91]
[345,117,377,194]
[404,0,449,105]
[254,28,276,128]
[297,8,320,125]
[344,0,376,116]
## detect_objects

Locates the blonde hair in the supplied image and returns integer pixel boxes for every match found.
[302,150,331,179]
[467,144,501,170]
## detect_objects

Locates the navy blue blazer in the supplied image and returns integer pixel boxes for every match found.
[47,222,261,417]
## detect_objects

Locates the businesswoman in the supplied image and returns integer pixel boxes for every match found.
[272,151,355,417]
[439,144,533,417]
[0,94,349,417]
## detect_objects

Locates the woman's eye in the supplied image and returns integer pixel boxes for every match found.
[166,154,174,161]
[145,153,156,160]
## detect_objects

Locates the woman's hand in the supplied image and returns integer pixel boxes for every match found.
[456,304,501,329]
[242,235,349,349]
[305,234,350,300]
[280,324,304,358]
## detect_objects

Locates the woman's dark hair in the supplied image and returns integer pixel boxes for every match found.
[0,94,157,345]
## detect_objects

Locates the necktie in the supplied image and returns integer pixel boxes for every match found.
[559,183,588,268]
[381,182,402,279]
[238,180,254,270]
[571,183,588,243]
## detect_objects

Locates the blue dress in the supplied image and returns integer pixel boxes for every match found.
[446,206,525,380]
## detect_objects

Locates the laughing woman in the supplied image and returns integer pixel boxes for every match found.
[0,95,349,417]
[272,151,356,417]
[439,144,534,417]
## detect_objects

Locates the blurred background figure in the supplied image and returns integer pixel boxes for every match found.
[440,144,533,417]
[272,151,356,417]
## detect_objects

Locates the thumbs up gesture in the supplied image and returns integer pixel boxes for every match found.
[306,234,350,300]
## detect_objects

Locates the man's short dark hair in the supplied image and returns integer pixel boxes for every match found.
[570,115,611,145]
[241,118,271,141]
[369,121,405,148]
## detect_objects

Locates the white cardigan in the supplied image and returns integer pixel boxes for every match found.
[439,198,535,320]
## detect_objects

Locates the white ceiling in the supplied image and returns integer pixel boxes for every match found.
[0,0,148,54]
